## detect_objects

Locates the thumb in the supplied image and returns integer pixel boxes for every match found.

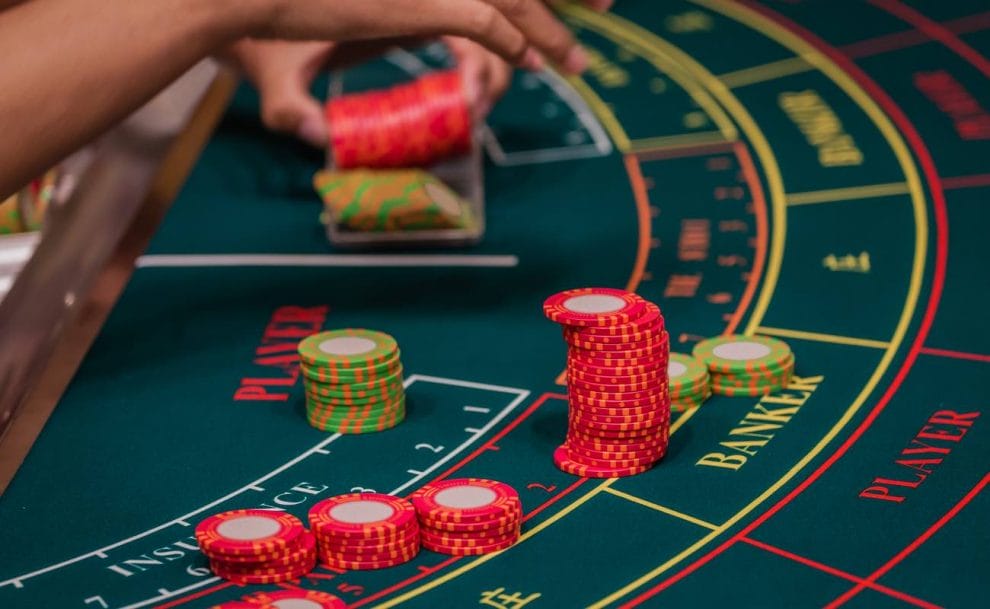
[259,78,328,148]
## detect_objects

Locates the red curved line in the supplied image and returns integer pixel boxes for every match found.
[620,2,950,606]
[870,0,990,79]
[840,10,990,59]
[826,473,990,607]
[624,141,770,335]
[624,155,653,293]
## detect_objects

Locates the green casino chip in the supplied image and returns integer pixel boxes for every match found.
[298,329,398,370]
[692,335,793,375]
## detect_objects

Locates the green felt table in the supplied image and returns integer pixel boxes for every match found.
[2,1,989,607]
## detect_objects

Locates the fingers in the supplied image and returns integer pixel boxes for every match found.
[581,0,614,11]
[445,36,512,120]
[244,41,333,147]
[484,52,513,104]
[419,0,533,68]
[485,0,587,73]
[260,80,328,147]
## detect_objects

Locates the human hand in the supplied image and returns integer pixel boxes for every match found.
[233,37,512,147]
[250,0,613,74]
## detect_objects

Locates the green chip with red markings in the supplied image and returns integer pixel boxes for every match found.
[667,352,710,405]
[297,329,398,370]
[691,335,793,375]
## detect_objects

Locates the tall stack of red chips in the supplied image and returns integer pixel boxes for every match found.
[543,288,671,478]
[326,70,472,170]
[195,509,317,584]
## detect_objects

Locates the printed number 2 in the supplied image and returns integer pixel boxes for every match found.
[415,444,444,453]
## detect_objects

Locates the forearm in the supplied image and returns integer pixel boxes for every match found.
[0,0,266,197]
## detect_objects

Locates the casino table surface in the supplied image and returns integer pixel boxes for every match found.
[2,1,989,608]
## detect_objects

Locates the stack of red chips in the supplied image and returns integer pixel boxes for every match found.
[326,70,472,169]
[308,492,420,570]
[411,478,522,556]
[195,509,317,584]
[543,288,671,478]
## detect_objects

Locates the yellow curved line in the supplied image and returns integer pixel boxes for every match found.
[566,11,739,142]
[585,0,929,605]
[375,3,928,607]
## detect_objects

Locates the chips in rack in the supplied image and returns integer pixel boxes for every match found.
[195,509,317,584]
[298,329,406,433]
[544,289,670,478]
[309,492,421,570]
[668,352,711,411]
[314,169,477,233]
[0,194,23,235]
[326,69,471,170]
[692,335,794,396]
[412,478,522,555]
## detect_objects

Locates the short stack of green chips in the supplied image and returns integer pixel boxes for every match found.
[297,329,405,433]
[668,353,711,412]
[692,335,794,397]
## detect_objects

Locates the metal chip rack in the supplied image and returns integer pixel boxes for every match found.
[323,60,485,249]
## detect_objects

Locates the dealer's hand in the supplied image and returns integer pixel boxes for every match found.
[232,37,514,148]
[254,0,612,75]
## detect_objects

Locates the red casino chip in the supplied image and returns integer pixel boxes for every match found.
[318,548,418,570]
[566,433,668,453]
[308,493,416,540]
[326,69,471,170]
[411,478,520,524]
[319,536,420,561]
[207,530,316,565]
[569,408,669,428]
[568,423,668,441]
[566,366,666,385]
[567,358,666,377]
[564,301,664,336]
[563,445,661,468]
[210,603,274,609]
[564,318,664,343]
[552,445,655,478]
[567,340,668,360]
[568,351,668,369]
[421,532,519,556]
[414,510,521,533]
[195,510,305,558]
[244,589,346,608]
[569,386,668,404]
[567,375,667,394]
[566,441,666,462]
[543,288,647,327]
[569,400,667,418]
[419,525,520,548]
[317,527,420,553]
[569,392,669,410]
[564,332,667,352]
[212,555,316,584]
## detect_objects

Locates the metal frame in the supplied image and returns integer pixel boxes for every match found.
[0,62,238,494]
